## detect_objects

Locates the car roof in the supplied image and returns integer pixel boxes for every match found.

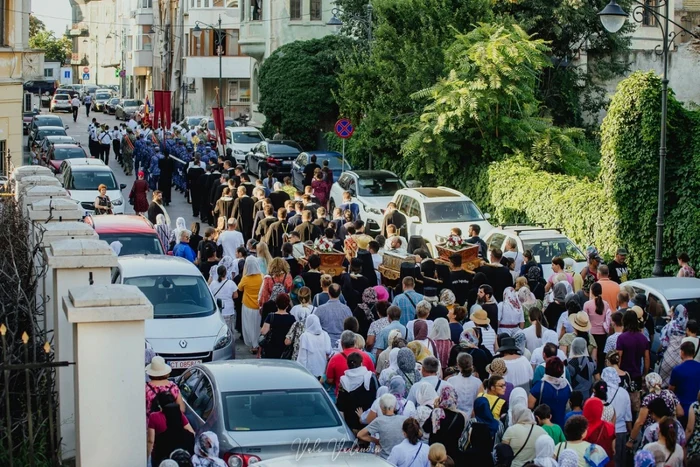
[54,93,71,97]
[227,126,260,132]
[302,151,342,158]
[489,225,566,239]
[117,255,203,277]
[38,126,67,131]
[34,115,63,120]
[623,278,700,301]
[344,170,398,178]
[52,143,83,149]
[200,360,323,391]
[397,187,467,200]
[64,158,106,167]
[86,215,156,234]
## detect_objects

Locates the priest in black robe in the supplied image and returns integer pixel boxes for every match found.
[264,208,290,257]
[232,185,255,241]
[294,210,322,242]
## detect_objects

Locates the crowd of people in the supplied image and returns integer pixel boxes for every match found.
[135,150,700,467]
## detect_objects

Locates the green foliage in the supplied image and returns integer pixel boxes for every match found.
[29,15,46,39]
[334,0,492,172]
[257,35,352,150]
[29,30,72,64]
[492,0,632,127]
[600,71,700,276]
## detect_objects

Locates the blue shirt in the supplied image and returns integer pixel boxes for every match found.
[564,410,582,424]
[313,299,352,346]
[670,359,700,417]
[172,243,196,263]
[530,379,571,427]
[392,291,424,326]
[375,321,407,351]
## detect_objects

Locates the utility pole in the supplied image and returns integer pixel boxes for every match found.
[218,14,223,110]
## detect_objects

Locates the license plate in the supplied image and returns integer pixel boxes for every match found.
[168,360,201,369]
[282,161,292,167]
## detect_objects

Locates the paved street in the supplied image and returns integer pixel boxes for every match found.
[29,108,254,359]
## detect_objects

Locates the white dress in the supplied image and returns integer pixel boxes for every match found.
[208,279,238,317]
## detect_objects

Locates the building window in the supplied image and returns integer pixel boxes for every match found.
[44,68,54,78]
[228,79,250,103]
[190,29,240,56]
[252,0,262,20]
[139,0,153,8]
[310,0,321,20]
[127,35,134,50]
[290,0,301,20]
[0,141,6,176]
[0,0,6,46]
[643,0,657,26]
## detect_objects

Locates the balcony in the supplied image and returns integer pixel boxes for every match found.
[239,22,265,61]
[133,50,153,68]
[135,11,154,25]
[68,23,90,37]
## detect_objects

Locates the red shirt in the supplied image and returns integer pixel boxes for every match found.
[326,349,376,395]
[147,412,190,434]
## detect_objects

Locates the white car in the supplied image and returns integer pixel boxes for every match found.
[622,277,700,317]
[50,93,72,113]
[113,256,234,371]
[224,126,265,164]
[390,187,493,257]
[483,225,587,278]
[57,158,127,215]
[330,170,407,235]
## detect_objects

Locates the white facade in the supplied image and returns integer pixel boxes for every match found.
[236,0,335,124]
[182,0,254,119]
[115,0,155,99]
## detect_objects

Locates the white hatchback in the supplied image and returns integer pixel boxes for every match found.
[57,158,127,215]
[390,187,493,257]
[224,126,265,164]
[113,255,234,371]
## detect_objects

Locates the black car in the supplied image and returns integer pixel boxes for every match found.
[245,140,303,180]
[27,115,66,149]
[54,88,80,99]
[32,127,68,151]
[105,98,121,115]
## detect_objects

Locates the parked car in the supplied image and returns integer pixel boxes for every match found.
[175,360,353,464]
[180,115,207,131]
[104,97,121,115]
[50,93,72,113]
[57,158,126,215]
[65,84,86,97]
[23,109,41,135]
[291,151,351,191]
[44,143,89,173]
[484,225,587,279]
[390,187,493,257]
[245,140,303,180]
[623,277,700,321]
[329,170,406,235]
[113,256,235,371]
[84,215,165,255]
[30,127,68,151]
[92,91,113,112]
[38,136,78,163]
[27,114,66,149]
[84,85,99,97]
[224,126,265,164]
[115,99,144,120]
[23,80,57,96]
[54,87,80,99]
[255,452,394,466]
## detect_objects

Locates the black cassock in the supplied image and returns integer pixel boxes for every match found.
[214,196,235,222]
[158,156,175,204]
[269,190,290,212]
[187,165,205,216]
[256,216,277,241]
[294,221,321,243]
[381,210,408,238]
[233,195,255,241]
[264,220,289,257]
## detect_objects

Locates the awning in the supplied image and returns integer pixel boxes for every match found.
[102,63,121,68]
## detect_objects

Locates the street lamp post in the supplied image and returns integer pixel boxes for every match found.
[106,31,127,97]
[598,0,699,277]
[327,2,373,49]
[193,15,224,109]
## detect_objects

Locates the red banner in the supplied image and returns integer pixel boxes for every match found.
[212,107,226,146]
[162,91,172,129]
[153,91,163,129]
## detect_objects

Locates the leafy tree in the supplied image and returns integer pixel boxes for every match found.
[333,0,492,175]
[492,0,632,127]
[30,15,46,39]
[29,30,72,64]
[257,35,352,150]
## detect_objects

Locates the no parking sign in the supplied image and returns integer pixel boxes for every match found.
[334,118,354,139]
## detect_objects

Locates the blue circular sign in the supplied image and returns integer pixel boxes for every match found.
[335,118,354,139]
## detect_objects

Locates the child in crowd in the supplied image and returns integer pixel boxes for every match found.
[535,404,566,444]
[564,391,584,424]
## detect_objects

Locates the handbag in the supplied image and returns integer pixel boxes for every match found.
[258,313,275,349]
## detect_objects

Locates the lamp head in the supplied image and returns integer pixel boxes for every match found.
[598,0,628,34]
[193,24,203,39]
[326,15,343,27]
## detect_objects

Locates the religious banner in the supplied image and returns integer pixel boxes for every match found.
[211,107,226,146]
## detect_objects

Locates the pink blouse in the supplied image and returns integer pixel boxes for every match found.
[583,299,612,335]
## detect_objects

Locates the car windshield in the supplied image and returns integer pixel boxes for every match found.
[232,131,263,144]
[187,117,203,126]
[424,200,484,223]
[207,119,235,130]
[96,93,110,100]
[358,177,405,196]
[109,98,120,104]
[68,170,118,190]
[36,118,63,127]
[269,143,301,155]
[53,148,86,160]
[522,238,586,264]
[38,129,67,138]
[123,100,140,107]
[123,274,216,318]
[98,233,164,255]
[223,388,341,432]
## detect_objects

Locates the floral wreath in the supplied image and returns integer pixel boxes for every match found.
[314,237,335,253]
[446,234,468,249]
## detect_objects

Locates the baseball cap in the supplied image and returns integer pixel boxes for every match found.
[616,247,628,256]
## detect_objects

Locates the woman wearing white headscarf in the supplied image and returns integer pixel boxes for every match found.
[507,387,529,428]
[296,315,331,378]
[429,318,453,369]
[375,329,403,375]
[208,256,237,284]
[170,217,187,246]
[601,367,632,466]
[502,405,546,467]
[413,382,438,432]
[534,435,559,467]
[191,431,226,467]
[379,347,401,386]
[154,214,170,252]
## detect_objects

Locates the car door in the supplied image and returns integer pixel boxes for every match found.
[178,369,215,432]
[292,152,308,188]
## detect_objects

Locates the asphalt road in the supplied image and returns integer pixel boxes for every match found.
[28,108,254,360]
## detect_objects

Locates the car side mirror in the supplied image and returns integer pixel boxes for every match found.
[65,125,69,130]
[120,183,127,190]
[483,213,491,220]
[408,215,421,224]
[348,188,356,197]
[216,298,224,310]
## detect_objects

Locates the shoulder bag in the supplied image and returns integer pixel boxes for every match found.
[512,424,535,463]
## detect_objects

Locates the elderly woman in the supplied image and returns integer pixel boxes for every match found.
[397,347,422,390]
[172,230,196,262]
[422,386,467,463]
[529,357,571,427]
[154,214,170,252]
[94,183,113,214]
[358,393,408,459]
[628,372,683,450]
[566,336,596,399]
[502,405,547,467]
[659,304,688,385]
[129,171,149,215]
[145,356,185,414]
[379,347,401,386]
[191,431,226,467]
[375,329,404,374]
[544,282,568,333]
[429,318,454,369]
[412,320,437,356]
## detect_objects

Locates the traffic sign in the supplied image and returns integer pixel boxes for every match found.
[335,118,354,139]
[83,66,90,74]
[82,73,90,80]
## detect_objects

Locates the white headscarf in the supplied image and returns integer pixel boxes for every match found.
[601,367,620,393]
[379,348,401,386]
[413,383,438,427]
[340,364,373,392]
[534,435,558,467]
[110,241,123,256]
[429,317,451,340]
[242,255,262,276]
[511,404,535,425]
[508,387,529,426]
[191,431,226,467]
[209,256,236,282]
[570,336,589,358]
[298,315,331,358]
[172,217,187,244]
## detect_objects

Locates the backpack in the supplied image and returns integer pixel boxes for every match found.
[269,274,289,302]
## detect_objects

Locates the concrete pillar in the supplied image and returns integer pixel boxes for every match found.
[46,239,118,461]
[63,284,152,467]
[22,185,70,214]
[28,198,85,224]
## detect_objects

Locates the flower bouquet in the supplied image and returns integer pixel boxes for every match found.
[445,234,468,250]
[313,237,335,253]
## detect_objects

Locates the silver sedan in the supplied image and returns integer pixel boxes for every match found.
[176,360,355,466]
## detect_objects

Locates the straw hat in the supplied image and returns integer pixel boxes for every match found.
[470,308,490,326]
[145,356,172,378]
[569,311,592,332]
[486,358,508,376]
